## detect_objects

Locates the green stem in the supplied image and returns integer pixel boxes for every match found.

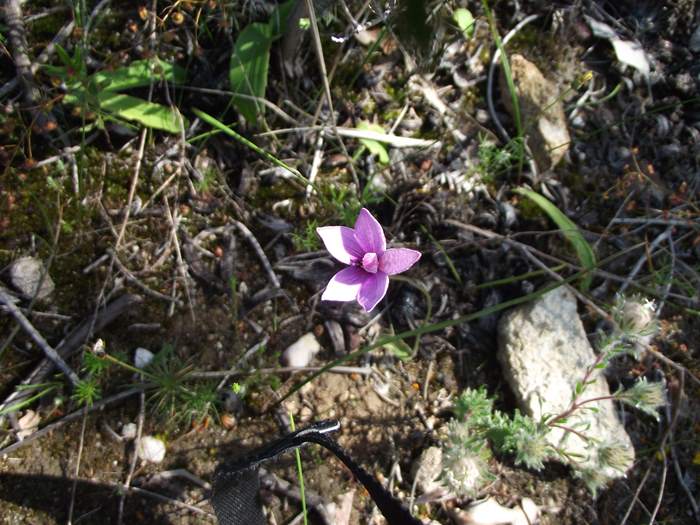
[289,413,308,525]
[191,107,311,188]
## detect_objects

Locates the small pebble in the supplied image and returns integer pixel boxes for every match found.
[134,347,155,369]
[281,333,321,368]
[121,423,137,440]
[136,436,166,463]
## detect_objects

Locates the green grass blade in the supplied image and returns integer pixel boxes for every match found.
[192,107,308,185]
[515,187,596,291]
[289,413,309,525]
[483,0,522,139]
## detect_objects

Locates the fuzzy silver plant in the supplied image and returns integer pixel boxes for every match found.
[440,419,492,497]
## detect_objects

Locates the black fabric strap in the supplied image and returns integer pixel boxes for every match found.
[211,420,421,525]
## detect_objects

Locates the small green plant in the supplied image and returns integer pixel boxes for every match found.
[72,378,101,407]
[441,294,666,495]
[292,219,321,252]
[45,51,186,133]
[91,343,220,427]
[476,138,517,178]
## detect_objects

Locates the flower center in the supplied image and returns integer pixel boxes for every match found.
[361,252,379,274]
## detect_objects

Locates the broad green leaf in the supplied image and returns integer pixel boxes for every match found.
[229,23,273,122]
[97,92,184,133]
[229,0,295,122]
[356,122,389,164]
[453,8,475,39]
[92,59,186,92]
[515,187,596,291]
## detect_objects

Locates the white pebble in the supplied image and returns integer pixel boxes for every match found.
[281,333,321,368]
[134,347,155,369]
[136,436,166,463]
[121,422,137,440]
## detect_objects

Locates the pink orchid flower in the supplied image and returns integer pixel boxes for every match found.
[317,208,421,312]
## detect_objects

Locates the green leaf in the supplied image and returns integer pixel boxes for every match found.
[515,187,596,291]
[268,0,297,39]
[97,92,184,133]
[356,122,390,164]
[453,8,475,39]
[229,0,295,122]
[92,59,186,92]
[382,338,412,361]
[229,23,273,122]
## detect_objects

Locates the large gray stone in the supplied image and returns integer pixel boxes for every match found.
[9,256,54,300]
[497,287,633,479]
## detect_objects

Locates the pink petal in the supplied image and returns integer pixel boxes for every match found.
[317,226,364,264]
[357,271,389,312]
[379,248,421,275]
[321,266,367,302]
[354,208,386,255]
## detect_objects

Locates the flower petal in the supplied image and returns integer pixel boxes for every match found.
[357,271,389,312]
[354,208,386,254]
[379,248,421,275]
[321,266,367,302]
[317,226,364,264]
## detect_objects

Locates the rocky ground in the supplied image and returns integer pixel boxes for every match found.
[1,1,699,524]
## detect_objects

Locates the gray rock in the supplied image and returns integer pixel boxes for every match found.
[9,256,55,300]
[690,25,700,53]
[497,287,633,479]
[499,54,571,171]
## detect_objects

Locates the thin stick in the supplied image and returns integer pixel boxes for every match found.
[257,126,439,148]
[232,220,281,289]
[164,198,194,319]
[0,294,142,426]
[67,407,88,524]
[116,483,214,518]
[666,396,700,522]
[115,128,147,251]
[0,386,145,456]
[0,288,79,386]
[190,365,372,380]
[117,389,145,525]
[306,133,324,197]
[611,217,699,227]
[107,249,179,304]
[618,228,672,296]
[518,246,611,321]
[647,449,668,524]
[303,0,360,190]
[655,233,676,315]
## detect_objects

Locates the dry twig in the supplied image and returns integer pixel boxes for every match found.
[0,288,79,386]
